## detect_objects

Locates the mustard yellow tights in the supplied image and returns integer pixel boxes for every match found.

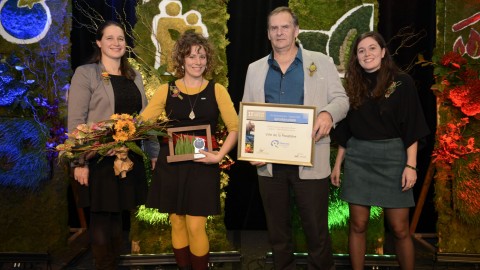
[170,213,209,256]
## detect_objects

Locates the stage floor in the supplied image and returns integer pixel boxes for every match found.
[42,230,478,269]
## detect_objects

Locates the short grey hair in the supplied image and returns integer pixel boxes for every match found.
[267,6,299,28]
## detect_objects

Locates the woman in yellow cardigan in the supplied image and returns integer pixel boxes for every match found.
[140,31,238,270]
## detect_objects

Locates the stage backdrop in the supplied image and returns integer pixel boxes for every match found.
[0,0,71,253]
[431,0,480,254]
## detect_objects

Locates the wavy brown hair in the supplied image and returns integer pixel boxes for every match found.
[345,31,400,109]
[172,31,214,78]
[88,20,136,80]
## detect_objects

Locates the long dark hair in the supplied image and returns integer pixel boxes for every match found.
[345,31,400,109]
[88,20,136,80]
[172,31,214,78]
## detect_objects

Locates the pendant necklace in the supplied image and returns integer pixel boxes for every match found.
[182,78,202,120]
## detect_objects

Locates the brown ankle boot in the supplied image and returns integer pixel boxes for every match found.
[173,246,191,269]
[190,252,209,270]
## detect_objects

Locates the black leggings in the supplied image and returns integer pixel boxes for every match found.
[89,212,124,270]
[90,211,123,246]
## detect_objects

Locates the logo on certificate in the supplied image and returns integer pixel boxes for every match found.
[270,140,289,148]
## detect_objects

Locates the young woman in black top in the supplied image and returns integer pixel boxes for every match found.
[331,31,429,270]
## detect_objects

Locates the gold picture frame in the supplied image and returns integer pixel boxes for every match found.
[237,102,316,166]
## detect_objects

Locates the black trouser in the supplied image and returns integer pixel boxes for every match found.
[258,165,335,270]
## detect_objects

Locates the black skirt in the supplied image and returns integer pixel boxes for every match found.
[146,145,221,216]
[74,152,148,212]
[340,137,415,208]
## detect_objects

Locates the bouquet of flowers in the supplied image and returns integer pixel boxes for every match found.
[56,113,168,177]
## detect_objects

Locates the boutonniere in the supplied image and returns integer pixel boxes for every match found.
[385,81,401,98]
[169,85,183,100]
[307,62,317,76]
[101,71,110,83]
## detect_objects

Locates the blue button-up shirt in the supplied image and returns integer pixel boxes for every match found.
[264,47,304,105]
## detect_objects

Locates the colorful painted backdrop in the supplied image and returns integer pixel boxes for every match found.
[0,0,71,252]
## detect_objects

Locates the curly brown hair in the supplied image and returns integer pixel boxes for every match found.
[345,31,400,109]
[172,31,214,78]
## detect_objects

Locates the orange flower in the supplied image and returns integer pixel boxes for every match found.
[113,119,136,142]
[101,71,110,81]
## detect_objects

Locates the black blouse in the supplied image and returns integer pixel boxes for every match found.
[110,75,142,115]
[333,71,429,149]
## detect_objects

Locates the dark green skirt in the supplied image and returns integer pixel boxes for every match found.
[340,137,415,208]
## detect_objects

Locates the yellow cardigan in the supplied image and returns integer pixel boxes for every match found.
[141,79,239,132]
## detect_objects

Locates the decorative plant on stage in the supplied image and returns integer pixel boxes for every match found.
[429,52,480,166]
[419,51,480,252]
[0,53,60,188]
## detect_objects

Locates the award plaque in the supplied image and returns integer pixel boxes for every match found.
[237,102,316,166]
[166,124,212,163]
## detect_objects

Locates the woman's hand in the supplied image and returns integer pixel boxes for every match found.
[151,158,157,170]
[330,164,342,187]
[331,146,345,187]
[194,150,223,165]
[402,167,417,192]
[74,166,89,186]
[403,142,418,191]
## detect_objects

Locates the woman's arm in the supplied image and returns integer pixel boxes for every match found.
[331,145,346,187]
[195,83,238,164]
[402,141,418,191]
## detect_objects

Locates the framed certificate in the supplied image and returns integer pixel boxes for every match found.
[237,102,316,166]
[166,124,212,163]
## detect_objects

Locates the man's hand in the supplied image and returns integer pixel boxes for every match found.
[312,111,333,142]
[250,161,266,167]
